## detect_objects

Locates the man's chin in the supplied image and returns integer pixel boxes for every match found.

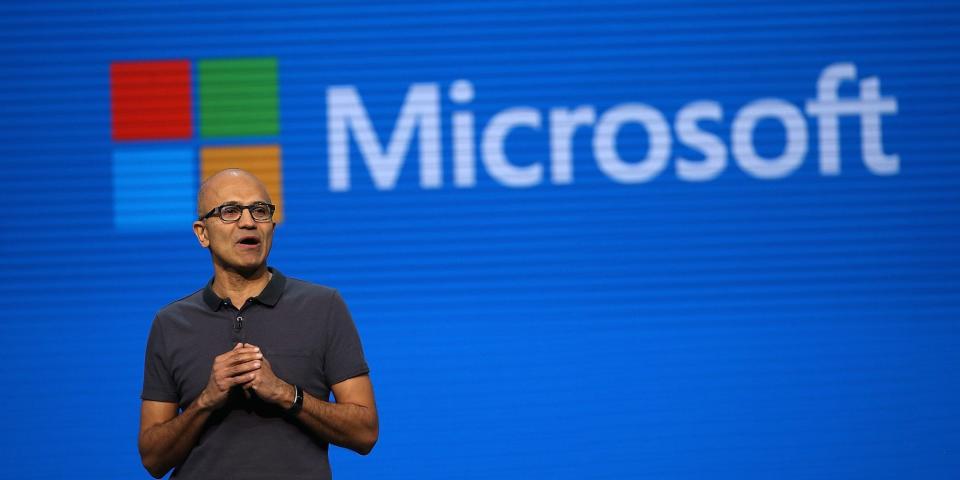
[217,258,268,277]
[236,262,268,276]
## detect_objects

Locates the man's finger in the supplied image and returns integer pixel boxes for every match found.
[229,346,260,355]
[220,371,257,389]
[225,360,261,377]
[234,372,258,387]
[216,347,258,361]
[221,351,262,367]
[215,347,260,365]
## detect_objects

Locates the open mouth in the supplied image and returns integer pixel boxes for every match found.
[237,236,261,247]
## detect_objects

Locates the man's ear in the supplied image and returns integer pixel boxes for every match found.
[193,220,210,248]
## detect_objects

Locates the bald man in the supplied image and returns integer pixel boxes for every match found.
[138,169,377,479]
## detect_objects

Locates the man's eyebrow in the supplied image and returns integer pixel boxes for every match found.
[218,200,271,206]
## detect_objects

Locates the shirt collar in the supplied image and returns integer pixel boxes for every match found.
[202,267,286,311]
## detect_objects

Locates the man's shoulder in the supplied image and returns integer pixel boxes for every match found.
[154,288,206,320]
[282,274,339,301]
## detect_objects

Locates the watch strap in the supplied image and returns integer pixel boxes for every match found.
[287,384,304,415]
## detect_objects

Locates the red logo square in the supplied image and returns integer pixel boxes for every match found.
[111,60,193,141]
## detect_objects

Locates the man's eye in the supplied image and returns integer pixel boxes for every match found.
[222,206,241,215]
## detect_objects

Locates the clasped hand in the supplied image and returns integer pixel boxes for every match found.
[197,342,293,410]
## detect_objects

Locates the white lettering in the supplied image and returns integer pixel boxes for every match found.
[858,77,899,175]
[325,63,899,191]
[450,80,477,187]
[675,101,726,182]
[481,107,543,187]
[806,62,899,175]
[732,99,808,179]
[593,104,671,183]
[327,83,441,191]
[549,106,596,185]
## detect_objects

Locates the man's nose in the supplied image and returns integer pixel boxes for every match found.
[237,208,257,227]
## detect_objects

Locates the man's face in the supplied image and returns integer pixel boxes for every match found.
[193,173,275,274]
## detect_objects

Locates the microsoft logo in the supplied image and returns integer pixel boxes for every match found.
[110,57,283,230]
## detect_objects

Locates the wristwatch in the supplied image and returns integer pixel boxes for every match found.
[287,384,304,415]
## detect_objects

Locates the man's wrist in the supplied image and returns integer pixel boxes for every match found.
[274,382,295,409]
[286,384,304,415]
[194,390,215,412]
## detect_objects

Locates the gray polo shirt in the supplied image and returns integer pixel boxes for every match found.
[142,268,370,479]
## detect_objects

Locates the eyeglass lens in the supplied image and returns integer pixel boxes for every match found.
[220,204,272,222]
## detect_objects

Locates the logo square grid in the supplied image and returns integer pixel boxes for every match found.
[110,57,282,230]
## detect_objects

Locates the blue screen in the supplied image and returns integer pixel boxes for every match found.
[1,1,958,478]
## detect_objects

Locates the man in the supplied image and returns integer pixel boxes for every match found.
[138,169,377,479]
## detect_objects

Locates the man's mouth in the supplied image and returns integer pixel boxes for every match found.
[236,236,261,248]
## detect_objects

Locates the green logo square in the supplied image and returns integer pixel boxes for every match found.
[199,58,279,137]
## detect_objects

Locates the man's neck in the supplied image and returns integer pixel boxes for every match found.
[211,265,272,308]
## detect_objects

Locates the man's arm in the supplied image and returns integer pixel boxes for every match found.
[295,375,379,455]
[138,399,212,479]
[138,344,263,478]
[244,354,379,455]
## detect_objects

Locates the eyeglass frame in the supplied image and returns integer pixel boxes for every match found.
[198,202,277,223]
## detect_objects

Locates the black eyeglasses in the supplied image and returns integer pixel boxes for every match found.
[199,202,276,223]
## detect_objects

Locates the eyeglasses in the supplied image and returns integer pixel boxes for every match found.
[199,202,276,223]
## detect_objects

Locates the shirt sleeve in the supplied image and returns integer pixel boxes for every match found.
[323,290,370,387]
[141,316,180,403]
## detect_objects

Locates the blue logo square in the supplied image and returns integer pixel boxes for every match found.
[113,148,196,230]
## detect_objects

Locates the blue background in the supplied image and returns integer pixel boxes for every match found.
[1,1,958,478]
